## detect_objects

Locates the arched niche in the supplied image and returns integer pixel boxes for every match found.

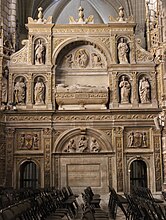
[19,160,40,189]
[53,127,113,153]
[53,37,111,110]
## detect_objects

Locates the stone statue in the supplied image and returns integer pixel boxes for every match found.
[33,134,39,149]
[139,77,150,103]
[118,38,129,64]
[65,54,73,68]
[78,136,88,152]
[90,138,101,152]
[34,77,45,105]
[14,77,26,104]
[64,139,76,153]
[35,39,46,64]
[92,53,103,68]
[76,49,89,68]
[119,76,131,104]
[2,68,8,104]
[128,132,134,147]
[20,134,25,148]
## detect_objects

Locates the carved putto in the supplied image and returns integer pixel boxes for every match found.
[63,136,101,153]
[127,131,148,148]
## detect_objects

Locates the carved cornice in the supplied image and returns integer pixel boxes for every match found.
[53,113,156,121]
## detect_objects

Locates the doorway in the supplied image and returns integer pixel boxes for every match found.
[20,161,39,189]
[130,160,147,189]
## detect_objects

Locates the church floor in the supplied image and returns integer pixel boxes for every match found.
[46,208,126,220]
[46,194,126,220]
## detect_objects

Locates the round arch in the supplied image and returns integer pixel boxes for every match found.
[53,127,113,153]
[52,37,113,66]
[127,157,149,190]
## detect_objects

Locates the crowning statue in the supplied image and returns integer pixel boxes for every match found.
[139,77,151,103]
[14,77,26,104]
[34,77,45,105]
[119,76,131,104]
[118,38,129,64]
[69,6,94,24]
[35,39,46,65]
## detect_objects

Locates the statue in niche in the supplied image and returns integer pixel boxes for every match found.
[139,76,151,104]
[78,136,88,152]
[118,38,129,64]
[1,68,8,104]
[75,49,89,68]
[92,53,103,68]
[119,76,131,104]
[90,138,101,152]
[142,132,147,147]
[128,132,134,147]
[65,54,73,68]
[64,139,76,153]
[14,77,26,104]
[19,134,25,148]
[33,134,39,149]
[34,77,45,105]
[35,39,46,65]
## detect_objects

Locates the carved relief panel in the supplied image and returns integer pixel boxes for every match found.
[125,128,149,149]
[63,135,101,153]
[60,45,106,69]
[16,130,41,151]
